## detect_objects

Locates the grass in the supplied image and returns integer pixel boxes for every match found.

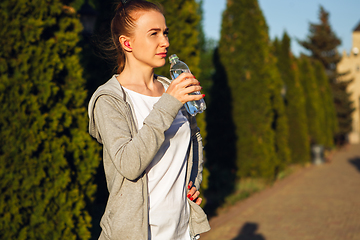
[221,178,267,208]
[217,163,306,214]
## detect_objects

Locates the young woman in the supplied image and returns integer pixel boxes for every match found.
[88,0,210,239]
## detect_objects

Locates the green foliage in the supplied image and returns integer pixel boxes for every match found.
[297,55,337,148]
[273,33,310,164]
[298,6,341,80]
[313,60,337,147]
[0,0,101,239]
[218,0,278,179]
[331,79,355,141]
[267,51,291,175]
[189,0,210,208]
[298,56,327,145]
[298,5,352,145]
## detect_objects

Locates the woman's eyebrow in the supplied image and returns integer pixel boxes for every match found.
[148,27,169,32]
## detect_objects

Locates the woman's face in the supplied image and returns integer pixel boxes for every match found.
[130,10,169,69]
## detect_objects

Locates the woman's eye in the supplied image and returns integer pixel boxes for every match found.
[151,32,157,36]
[164,31,169,36]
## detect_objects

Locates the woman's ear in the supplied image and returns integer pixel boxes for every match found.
[119,36,132,51]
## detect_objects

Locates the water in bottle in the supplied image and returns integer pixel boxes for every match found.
[169,54,206,116]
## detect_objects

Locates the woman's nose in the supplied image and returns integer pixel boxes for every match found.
[161,36,170,48]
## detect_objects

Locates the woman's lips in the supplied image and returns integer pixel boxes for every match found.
[156,53,167,58]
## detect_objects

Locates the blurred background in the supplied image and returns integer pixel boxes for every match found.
[1,0,359,239]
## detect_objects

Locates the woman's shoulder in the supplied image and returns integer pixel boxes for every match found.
[88,75,127,121]
[94,75,122,95]
[89,75,126,104]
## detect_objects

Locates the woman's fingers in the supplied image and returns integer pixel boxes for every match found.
[172,76,200,92]
[191,190,200,201]
[183,85,202,94]
[187,181,202,205]
[176,76,199,88]
[187,187,200,200]
[187,187,195,199]
[195,197,202,206]
[172,72,196,83]
[166,73,204,104]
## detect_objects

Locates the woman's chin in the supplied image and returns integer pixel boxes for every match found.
[153,60,166,69]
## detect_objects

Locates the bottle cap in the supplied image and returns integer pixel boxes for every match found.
[169,54,179,63]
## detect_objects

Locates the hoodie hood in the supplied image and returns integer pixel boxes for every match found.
[88,74,171,143]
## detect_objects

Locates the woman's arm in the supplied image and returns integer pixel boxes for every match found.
[92,73,203,181]
[94,93,183,180]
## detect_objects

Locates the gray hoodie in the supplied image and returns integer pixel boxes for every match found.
[88,75,210,240]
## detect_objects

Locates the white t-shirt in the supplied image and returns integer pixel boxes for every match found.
[123,87,191,240]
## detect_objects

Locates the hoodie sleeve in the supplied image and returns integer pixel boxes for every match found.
[93,93,183,181]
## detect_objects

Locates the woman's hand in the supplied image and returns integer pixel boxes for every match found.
[187,181,202,205]
[166,73,204,104]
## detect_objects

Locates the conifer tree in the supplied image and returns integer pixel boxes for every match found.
[218,0,278,179]
[298,56,327,146]
[191,0,211,207]
[331,79,354,142]
[187,0,209,146]
[204,47,237,215]
[0,1,100,239]
[298,6,352,145]
[298,6,341,78]
[268,56,291,173]
[273,33,310,164]
[313,60,337,147]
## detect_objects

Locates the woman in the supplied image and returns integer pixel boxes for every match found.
[88,0,210,239]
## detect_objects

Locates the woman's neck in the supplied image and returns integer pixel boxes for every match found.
[116,65,164,97]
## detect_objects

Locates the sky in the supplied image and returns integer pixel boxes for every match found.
[203,0,360,56]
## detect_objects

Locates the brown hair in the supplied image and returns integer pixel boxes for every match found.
[111,0,163,73]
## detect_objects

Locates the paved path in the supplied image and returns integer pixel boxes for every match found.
[200,144,360,240]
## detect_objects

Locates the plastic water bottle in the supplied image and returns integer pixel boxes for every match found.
[169,54,206,116]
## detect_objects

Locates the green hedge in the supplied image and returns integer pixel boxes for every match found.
[0,0,101,239]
